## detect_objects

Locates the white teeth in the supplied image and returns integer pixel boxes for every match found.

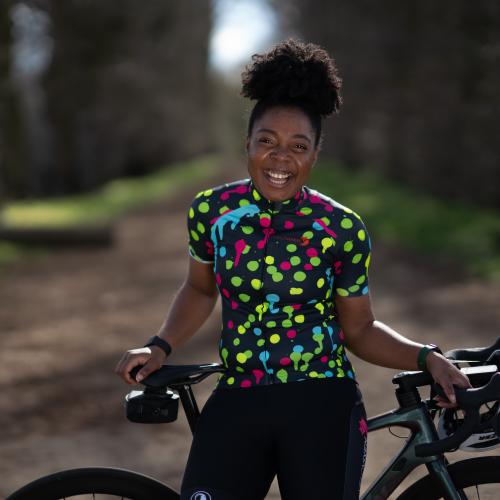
[266,170,291,180]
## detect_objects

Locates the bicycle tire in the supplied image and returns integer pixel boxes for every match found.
[397,456,500,499]
[6,466,179,500]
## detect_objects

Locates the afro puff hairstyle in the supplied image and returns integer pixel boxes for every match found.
[241,39,343,147]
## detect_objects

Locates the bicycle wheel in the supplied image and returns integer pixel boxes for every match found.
[6,467,179,500]
[397,456,500,499]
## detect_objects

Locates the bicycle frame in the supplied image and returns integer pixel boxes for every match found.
[362,403,462,500]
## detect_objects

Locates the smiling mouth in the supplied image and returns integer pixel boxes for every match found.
[264,169,293,187]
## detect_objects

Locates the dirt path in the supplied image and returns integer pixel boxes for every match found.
[1,165,499,499]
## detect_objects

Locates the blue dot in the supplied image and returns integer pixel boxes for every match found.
[332,344,338,351]
[253,328,262,336]
[219,246,226,257]
[313,221,323,231]
[327,326,333,335]
[325,371,333,377]
[312,326,322,334]
[293,345,304,353]
[362,286,369,295]
[259,351,270,362]
[347,371,354,379]
[266,293,280,303]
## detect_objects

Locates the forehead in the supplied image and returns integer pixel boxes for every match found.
[253,106,315,139]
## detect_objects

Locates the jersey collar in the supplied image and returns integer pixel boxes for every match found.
[248,179,305,213]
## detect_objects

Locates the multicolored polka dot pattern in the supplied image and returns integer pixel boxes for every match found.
[188,179,371,388]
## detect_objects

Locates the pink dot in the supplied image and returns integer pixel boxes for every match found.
[216,273,222,285]
[252,369,264,384]
[321,356,329,363]
[222,288,230,298]
[304,263,313,271]
[306,248,318,257]
[339,329,345,340]
[292,304,302,310]
[228,320,234,329]
[241,380,252,388]
[280,357,292,366]
[280,261,292,271]
[287,330,297,339]
[231,300,238,310]
[284,220,294,229]
[260,217,271,227]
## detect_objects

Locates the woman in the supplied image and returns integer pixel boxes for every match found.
[116,39,470,500]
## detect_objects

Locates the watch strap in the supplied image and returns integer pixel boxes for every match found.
[144,335,172,357]
[417,344,442,371]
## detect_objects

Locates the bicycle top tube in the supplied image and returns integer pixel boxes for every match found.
[130,363,225,389]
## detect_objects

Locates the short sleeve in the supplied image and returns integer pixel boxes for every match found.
[333,212,371,297]
[187,192,215,264]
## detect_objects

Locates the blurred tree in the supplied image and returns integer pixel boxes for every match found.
[273,0,500,209]
[1,0,213,198]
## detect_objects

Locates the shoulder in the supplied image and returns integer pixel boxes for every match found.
[304,186,366,227]
[189,179,251,215]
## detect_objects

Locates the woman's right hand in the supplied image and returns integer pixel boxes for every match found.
[115,345,167,385]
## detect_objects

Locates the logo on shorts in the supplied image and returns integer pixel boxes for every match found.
[190,491,212,500]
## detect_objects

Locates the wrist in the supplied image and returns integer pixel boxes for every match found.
[144,335,172,358]
[417,344,442,371]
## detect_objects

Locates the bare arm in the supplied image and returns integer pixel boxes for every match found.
[336,294,470,405]
[115,257,217,384]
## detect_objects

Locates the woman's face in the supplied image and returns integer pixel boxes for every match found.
[246,106,319,202]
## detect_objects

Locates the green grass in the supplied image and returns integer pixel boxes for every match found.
[0,155,220,264]
[310,161,500,280]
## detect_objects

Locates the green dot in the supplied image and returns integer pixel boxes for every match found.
[348,285,360,293]
[317,278,325,288]
[251,278,262,290]
[309,371,318,378]
[233,338,240,346]
[286,243,297,252]
[244,350,253,358]
[266,265,277,274]
[239,294,251,302]
[237,325,246,334]
[300,207,312,215]
[219,205,229,214]
[266,321,277,328]
[242,226,254,235]
[294,271,306,282]
[239,199,250,207]
[198,202,209,213]
[236,352,247,363]
[290,352,301,363]
[236,367,244,373]
[197,222,205,234]
[290,256,301,266]
[356,275,366,285]
[344,241,353,252]
[303,231,313,239]
[358,229,366,241]
[189,207,195,218]
[257,339,265,347]
[231,276,243,287]
[290,287,303,295]
[247,260,259,271]
[253,190,261,201]
[352,253,362,264]
[242,245,250,254]
[272,272,284,282]
[227,376,235,385]
[341,218,353,229]
[310,256,321,266]
[283,305,294,314]
[321,217,330,225]
[282,319,293,327]
[244,321,250,328]
[225,260,234,270]
[336,288,349,297]
[248,314,256,322]
[190,230,199,241]
[295,314,305,323]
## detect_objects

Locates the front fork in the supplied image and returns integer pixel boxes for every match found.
[426,458,464,500]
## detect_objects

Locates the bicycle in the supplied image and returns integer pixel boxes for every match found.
[7,338,500,500]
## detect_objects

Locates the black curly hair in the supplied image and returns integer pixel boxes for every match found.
[241,39,343,147]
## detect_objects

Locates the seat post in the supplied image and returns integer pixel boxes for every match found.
[178,385,201,434]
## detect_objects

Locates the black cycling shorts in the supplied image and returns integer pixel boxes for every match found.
[181,378,367,500]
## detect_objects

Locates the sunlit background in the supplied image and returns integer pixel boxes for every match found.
[1,1,499,498]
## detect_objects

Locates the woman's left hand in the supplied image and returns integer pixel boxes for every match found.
[426,352,472,408]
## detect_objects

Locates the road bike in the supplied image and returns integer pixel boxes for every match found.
[7,338,500,499]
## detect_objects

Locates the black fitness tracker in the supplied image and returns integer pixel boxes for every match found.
[144,335,172,357]
[417,344,442,371]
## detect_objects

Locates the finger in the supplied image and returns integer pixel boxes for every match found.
[136,359,160,383]
[123,357,148,384]
[442,382,456,405]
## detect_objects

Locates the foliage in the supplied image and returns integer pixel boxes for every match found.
[310,161,500,280]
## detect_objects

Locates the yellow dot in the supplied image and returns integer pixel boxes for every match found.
[270,334,280,344]
[295,315,305,323]
[227,377,235,385]
[358,229,366,241]
[290,287,303,295]
[265,255,275,264]
[237,325,246,334]
[236,352,247,363]
[317,278,325,288]
[251,279,262,290]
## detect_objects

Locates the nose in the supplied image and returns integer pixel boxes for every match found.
[269,145,290,162]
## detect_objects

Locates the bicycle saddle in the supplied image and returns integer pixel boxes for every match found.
[444,337,500,364]
[130,363,225,388]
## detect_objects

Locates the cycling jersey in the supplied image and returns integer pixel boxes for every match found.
[188,179,371,388]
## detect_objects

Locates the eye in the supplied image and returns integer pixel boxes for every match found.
[294,143,308,151]
[258,137,272,144]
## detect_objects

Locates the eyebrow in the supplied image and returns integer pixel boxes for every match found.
[256,128,312,144]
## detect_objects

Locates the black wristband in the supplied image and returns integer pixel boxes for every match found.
[417,344,442,371]
[144,335,172,357]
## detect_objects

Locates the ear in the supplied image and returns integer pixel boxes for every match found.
[311,147,319,167]
[245,137,250,152]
